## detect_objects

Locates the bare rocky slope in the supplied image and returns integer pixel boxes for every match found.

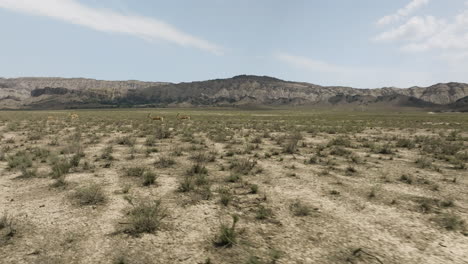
[1,75,467,110]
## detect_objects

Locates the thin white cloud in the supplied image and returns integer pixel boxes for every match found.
[275,53,431,88]
[0,0,223,55]
[377,0,430,26]
[401,9,468,53]
[375,8,468,55]
[374,16,446,42]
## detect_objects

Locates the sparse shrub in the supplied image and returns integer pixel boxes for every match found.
[142,171,157,186]
[219,187,232,206]
[368,187,379,199]
[101,146,114,160]
[349,154,362,164]
[178,176,195,192]
[251,136,262,144]
[330,146,351,156]
[72,183,106,205]
[282,139,299,154]
[290,200,311,216]
[230,158,256,175]
[214,215,239,247]
[396,138,415,149]
[226,173,241,183]
[345,166,357,175]
[195,173,209,186]
[305,155,318,164]
[171,147,183,156]
[51,175,67,188]
[125,166,146,178]
[121,184,132,194]
[113,255,129,264]
[435,213,465,231]
[19,167,38,178]
[155,156,176,168]
[439,198,455,208]
[197,185,213,200]
[145,135,156,146]
[0,212,16,243]
[124,200,167,235]
[154,126,171,139]
[415,157,432,169]
[372,144,393,154]
[116,136,136,146]
[249,184,259,194]
[70,153,82,167]
[245,256,262,264]
[328,137,351,147]
[190,151,216,163]
[399,174,413,184]
[187,163,208,176]
[7,151,33,169]
[256,205,272,220]
[50,159,71,179]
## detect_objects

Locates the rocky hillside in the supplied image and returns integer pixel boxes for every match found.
[1,75,467,110]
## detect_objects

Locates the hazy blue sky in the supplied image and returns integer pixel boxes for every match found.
[1,0,468,88]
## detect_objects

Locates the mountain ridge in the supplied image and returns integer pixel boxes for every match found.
[1,75,467,110]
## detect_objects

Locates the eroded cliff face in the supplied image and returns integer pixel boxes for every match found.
[1,75,467,109]
[0,77,168,108]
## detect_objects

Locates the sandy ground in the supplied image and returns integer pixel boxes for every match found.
[0,111,467,264]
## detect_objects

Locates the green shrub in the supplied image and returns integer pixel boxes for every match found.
[226,173,241,183]
[289,200,311,216]
[219,188,232,206]
[330,146,351,156]
[124,200,167,235]
[50,159,71,179]
[328,137,351,147]
[125,166,147,177]
[230,158,256,175]
[72,183,106,205]
[190,151,216,163]
[7,151,32,169]
[186,163,208,176]
[282,139,299,154]
[415,157,432,169]
[178,176,195,192]
[214,215,239,247]
[249,184,259,194]
[155,156,176,168]
[435,214,465,231]
[142,171,157,186]
[19,167,38,178]
[399,174,413,184]
[116,136,136,146]
[396,138,415,149]
[256,205,272,220]
[0,212,16,242]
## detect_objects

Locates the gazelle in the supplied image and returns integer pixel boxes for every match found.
[176,113,191,120]
[69,113,79,120]
[147,113,164,121]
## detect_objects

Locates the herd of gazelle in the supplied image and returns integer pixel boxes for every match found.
[48,112,187,122]
[148,113,190,121]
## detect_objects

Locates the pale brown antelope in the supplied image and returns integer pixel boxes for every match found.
[69,113,79,121]
[176,113,191,120]
[147,113,164,121]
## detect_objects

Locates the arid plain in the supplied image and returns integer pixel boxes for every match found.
[0,109,467,264]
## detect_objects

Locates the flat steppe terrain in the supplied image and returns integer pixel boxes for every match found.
[0,109,467,264]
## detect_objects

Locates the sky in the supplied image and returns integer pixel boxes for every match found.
[1,0,468,88]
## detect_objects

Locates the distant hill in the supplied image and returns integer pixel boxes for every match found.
[1,75,467,110]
